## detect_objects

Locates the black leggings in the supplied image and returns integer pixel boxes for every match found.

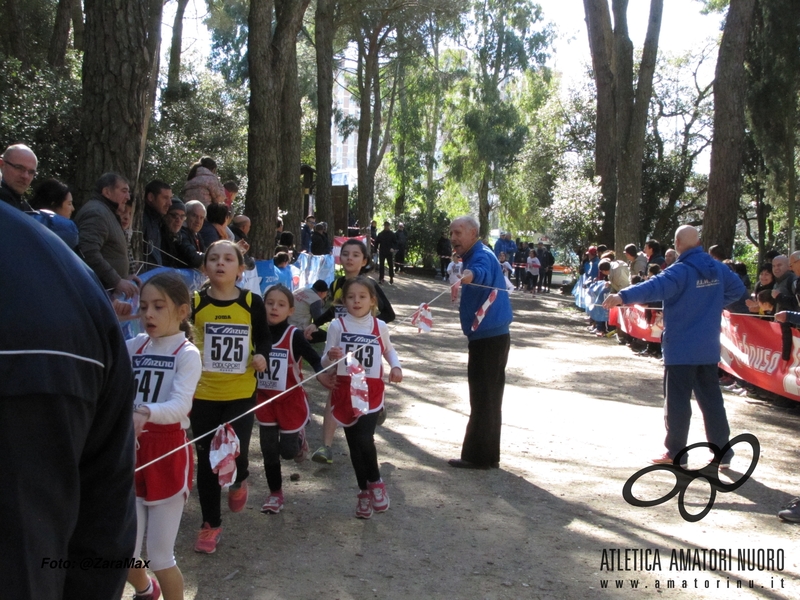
[259,425,300,493]
[191,397,255,528]
[343,411,381,490]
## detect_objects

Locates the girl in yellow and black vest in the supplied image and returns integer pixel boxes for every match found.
[190,240,270,554]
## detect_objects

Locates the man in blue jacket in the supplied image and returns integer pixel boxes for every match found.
[449,216,513,469]
[603,226,745,468]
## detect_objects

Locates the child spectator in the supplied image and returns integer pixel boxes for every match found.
[526,249,541,293]
[447,252,463,303]
[757,289,776,316]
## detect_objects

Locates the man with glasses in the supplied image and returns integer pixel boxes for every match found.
[175,200,206,268]
[161,198,199,269]
[0,144,37,211]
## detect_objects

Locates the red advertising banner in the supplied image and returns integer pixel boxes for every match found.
[333,235,369,265]
[719,311,800,402]
[609,305,663,344]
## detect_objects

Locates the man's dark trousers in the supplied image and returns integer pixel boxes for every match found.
[379,253,394,283]
[462,334,511,466]
[663,364,732,462]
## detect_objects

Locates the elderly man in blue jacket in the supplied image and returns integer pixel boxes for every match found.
[449,216,513,469]
[603,225,745,468]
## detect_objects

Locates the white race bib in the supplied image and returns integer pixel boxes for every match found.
[203,323,250,374]
[257,348,289,391]
[132,354,177,405]
[334,305,349,319]
[338,332,381,378]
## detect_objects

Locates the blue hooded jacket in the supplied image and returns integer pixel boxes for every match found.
[460,241,513,340]
[618,245,745,365]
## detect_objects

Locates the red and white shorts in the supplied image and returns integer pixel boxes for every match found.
[330,375,385,427]
[255,387,310,433]
[135,425,192,505]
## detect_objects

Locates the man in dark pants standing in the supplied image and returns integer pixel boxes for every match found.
[448,216,513,469]
[603,226,745,468]
[376,220,397,285]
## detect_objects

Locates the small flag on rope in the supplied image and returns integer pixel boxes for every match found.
[209,424,240,489]
[471,290,498,332]
[410,303,433,332]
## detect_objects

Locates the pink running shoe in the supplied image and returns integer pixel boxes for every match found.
[228,480,248,513]
[194,522,222,554]
[261,491,284,514]
[133,577,161,600]
[368,480,390,512]
[355,490,373,519]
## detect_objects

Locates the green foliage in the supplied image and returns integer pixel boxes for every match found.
[495,68,562,234]
[205,0,251,83]
[394,209,452,267]
[143,68,249,192]
[0,0,58,68]
[544,170,603,252]
[0,55,82,186]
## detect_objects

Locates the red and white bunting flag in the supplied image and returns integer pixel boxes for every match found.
[209,424,240,489]
[471,290,498,332]
[410,303,433,332]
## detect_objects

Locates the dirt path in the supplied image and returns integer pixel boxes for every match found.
[141,274,800,599]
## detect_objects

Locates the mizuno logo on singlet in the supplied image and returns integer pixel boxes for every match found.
[215,315,232,320]
[132,356,175,369]
[341,333,376,345]
[206,324,249,335]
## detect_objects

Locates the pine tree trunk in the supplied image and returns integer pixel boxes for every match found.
[4,0,28,66]
[704,0,757,255]
[583,0,616,246]
[48,0,73,68]
[246,0,309,259]
[356,35,377,231]
[71,0,84,51]
[278,40,303,245]
[314,0,335,242]
[75,0,163,206]
[613,0,662,254]
[165,0,189,100]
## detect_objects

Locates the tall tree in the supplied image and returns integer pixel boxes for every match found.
[75,0,163,205]
[583,0,663,252]
[445,0,549,239]
[314,0,337,240]
[351,5,401,231]
[3,0,29,66]
[48,0,73,68]
[71,0,84,51]
[246,0,310,258]
[165,0,190,99]
[703,0,757,254]
[745,0,800,251]
[278,38,303,235]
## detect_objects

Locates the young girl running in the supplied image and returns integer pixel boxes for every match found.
[321,276,402,519]
[256,285,334,514]
[126,273,202,600]
[191,240,271,554]
[447,252,463,303]
[307,238,395,464]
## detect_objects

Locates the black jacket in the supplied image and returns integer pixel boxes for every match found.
[310,231,330,255]
[0,201,136,599]
[376,229,397,256]
[0,179,33,212]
